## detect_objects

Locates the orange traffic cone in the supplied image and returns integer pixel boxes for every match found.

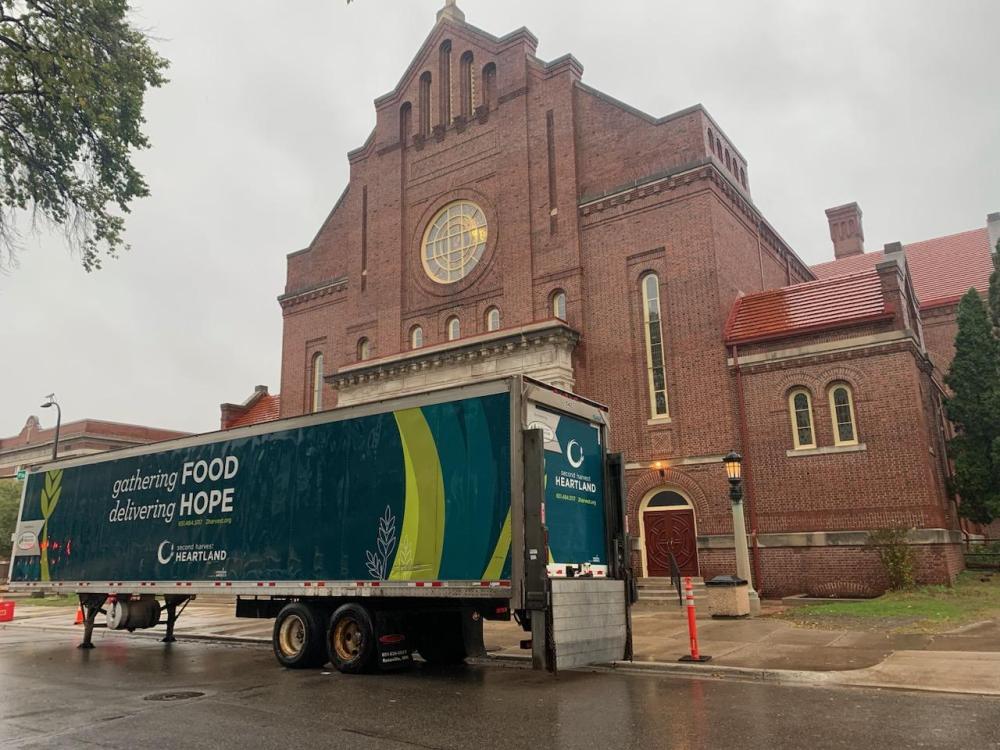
[74,607,84,625]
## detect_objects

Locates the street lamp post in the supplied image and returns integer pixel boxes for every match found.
[723,451,760,615]
[41,394,61,461]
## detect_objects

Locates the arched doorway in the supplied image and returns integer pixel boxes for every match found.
[640,488,699,577]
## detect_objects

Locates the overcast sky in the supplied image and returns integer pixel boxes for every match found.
[2,0,998,437]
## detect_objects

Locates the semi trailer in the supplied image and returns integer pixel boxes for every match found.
[8,376,633,673]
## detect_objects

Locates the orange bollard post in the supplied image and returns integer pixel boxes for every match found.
[678,575,711,662]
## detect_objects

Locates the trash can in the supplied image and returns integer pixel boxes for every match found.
[705,575,750,618]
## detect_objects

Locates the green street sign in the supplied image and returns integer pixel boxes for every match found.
[16,468,26,481]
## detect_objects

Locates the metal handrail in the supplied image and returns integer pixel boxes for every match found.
[667,550,683,605]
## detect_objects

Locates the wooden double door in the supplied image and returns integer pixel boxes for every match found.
[642,509,699,577]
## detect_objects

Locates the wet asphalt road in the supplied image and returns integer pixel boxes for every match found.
[1,629,998,749]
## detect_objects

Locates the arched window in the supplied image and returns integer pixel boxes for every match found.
[646,490,689,508]
[481,62,496,110]
[641,273,669,418]
[418,72,432,136]
[485,306,500,332]
[438,40,452,126]
[740,166,746,187]
[310,352,324,413]
[357,337,370,362]
[788,388,816,450]
[446,316,461,341]
[706,127,714,151]
[459,51,474,118]
[715,137,722,158]
[399,101,412,146]
[828,383,858,446]
[551,289,566,320]
[725,150,732,170]
[410,325,423,349]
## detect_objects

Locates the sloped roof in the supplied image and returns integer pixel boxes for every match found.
[812,228,992,309]
[726,270,890,345]
[226,394,281,429]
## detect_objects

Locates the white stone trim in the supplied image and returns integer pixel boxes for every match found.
[698,528,963,549]
[785,443,867,458]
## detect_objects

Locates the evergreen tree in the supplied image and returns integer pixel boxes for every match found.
[945,289,1000,524]
[989,239,1000,331]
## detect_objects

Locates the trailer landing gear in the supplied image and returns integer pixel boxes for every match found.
[162,595,192,643]
[78,594,108,649]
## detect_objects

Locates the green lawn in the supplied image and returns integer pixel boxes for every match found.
[779,572,1000,633]
[7,594,78,607]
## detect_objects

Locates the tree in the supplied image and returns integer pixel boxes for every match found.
[0,1,168,271]
[944,289,1000,524]
[0,478,21,560]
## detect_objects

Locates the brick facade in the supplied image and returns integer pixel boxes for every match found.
[266,4,966,597]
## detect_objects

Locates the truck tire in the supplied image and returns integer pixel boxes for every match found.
[272,602,326,669]
[417,612,467,665]
[327,603,375,674]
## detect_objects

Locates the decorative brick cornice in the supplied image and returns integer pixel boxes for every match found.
[277,276,348,310]
[327,320,579,389]
[578,161,811,283]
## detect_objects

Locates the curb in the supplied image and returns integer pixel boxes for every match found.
[6,621,996,696]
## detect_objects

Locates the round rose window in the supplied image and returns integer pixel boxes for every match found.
[421,200,488,284]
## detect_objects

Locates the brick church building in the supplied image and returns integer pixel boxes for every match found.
[222,2,998,597]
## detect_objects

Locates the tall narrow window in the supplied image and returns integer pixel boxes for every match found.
[399,101,412,146]
[485,306,500,332]
[410,325,423,349]
[357,337,370,362]
[459,51,474,118]
[311,352,324,413]
[419,72,432,136]
[447,316,460,341]
[551,289,566,320]
[706,127,714,151]
[828,384,858,446]
[481,62,496,110]
[641,273,668,418]
[438,40,452,126]
[788,388,816,449]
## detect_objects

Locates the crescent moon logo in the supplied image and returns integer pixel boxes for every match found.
[567,440,584,468]
[157,540,174,565]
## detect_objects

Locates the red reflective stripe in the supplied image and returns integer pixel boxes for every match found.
[430,581,442,588]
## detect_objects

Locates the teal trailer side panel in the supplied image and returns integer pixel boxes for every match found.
[10,394,511,584]
[528,405,608,573]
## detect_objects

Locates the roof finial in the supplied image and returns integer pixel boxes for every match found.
[437,0,465,23]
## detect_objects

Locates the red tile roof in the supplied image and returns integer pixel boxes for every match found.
[812,228,993,309]
[725,270,891,345]
[227,394,281,428]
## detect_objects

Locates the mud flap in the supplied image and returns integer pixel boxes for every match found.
[461,608,486,659]
[374,610,412,670]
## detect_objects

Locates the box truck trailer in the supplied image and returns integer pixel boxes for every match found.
[7,376,634,673]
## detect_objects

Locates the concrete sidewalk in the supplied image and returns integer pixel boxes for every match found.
[4,596,999,696]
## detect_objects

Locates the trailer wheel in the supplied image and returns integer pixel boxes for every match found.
[327,603,375,674]
[272,602,326,669]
